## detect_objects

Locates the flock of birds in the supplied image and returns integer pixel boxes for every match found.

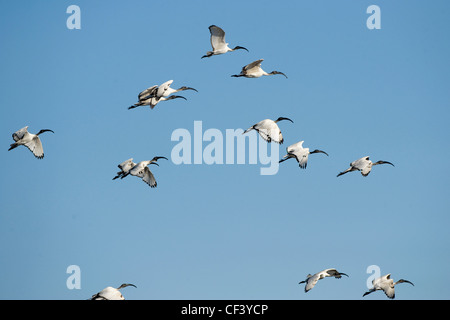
[8,24,412,300]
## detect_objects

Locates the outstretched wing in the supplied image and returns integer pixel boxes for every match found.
[141,167,157,188]
[209,25,227,50]
[13,126,29,142]
[305,274,320,292]
[244,59,264,73]
[138,85,158,101]
[118,158,135,172]
[25,136,44,159]
[296,149,309,169]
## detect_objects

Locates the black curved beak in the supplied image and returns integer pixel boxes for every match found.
[311,149,329,156]
[233,46,249,52]
[37,129,55,135]
[276,117,294,123]
[117,283,137,289]
[170,95,187,101]
[152,156,168,161]
[180,86,198,92]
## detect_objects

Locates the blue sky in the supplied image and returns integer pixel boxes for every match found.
[0,0,449,300]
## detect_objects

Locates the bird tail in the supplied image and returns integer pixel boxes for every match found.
[129,102,142,110]
[112,172,122,180]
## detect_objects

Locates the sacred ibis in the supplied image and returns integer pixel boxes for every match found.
[363,274,414,299]
[8,126,54,159]
[243,117,293,144]
[201,25,248,59]
[279,140,328,169]
[121,156,168,188]
[337,156,394,177]
[299,268,349,293]
[231,59,287,78]
[91,283,137,300]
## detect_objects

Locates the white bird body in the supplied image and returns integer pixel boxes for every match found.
[299,268,348,292]
[279,140,328,169]
[8,126,54,159]
[91,283,136,300]
[243,117,293,144]
[202,25,248,58]
[363,274,414,299]
[337,156,394,177]
[232,59,287,78]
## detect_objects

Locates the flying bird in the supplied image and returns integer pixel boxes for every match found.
[337,156,394,177]
[201,25,248,58]
[243,117,293,144]
[113,158,136,180]
[363,274,414,299]
[279,140,328,169]
[91,283,137,300]
[121,156,168,188]
[231,59,287,78]
[299,268,349,293]
[8,126,54,159]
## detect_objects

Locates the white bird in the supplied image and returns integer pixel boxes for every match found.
[279,140,328,169]
[8,126,54,159]
[363,274,414,299]
[91,283,137,300]
[243,117,293,144]
[299,268,349,292]
[121,156,168,188]
[231,59,287,78]
[201,25,248,59]
[112,158,136,180]
[337,156,394,177]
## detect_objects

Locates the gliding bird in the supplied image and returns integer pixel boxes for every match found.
[337,156,394,177]
[91,283,137,300]
[363,274,414,299]
[231,59,287,78]
[8,126,54,159]
[243,117,293,144]
[121,156,168,188]
[202,25,248,59]
[279,140,328,169]
[299,268,349,293]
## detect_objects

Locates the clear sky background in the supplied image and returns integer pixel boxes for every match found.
[0,0,449,300]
